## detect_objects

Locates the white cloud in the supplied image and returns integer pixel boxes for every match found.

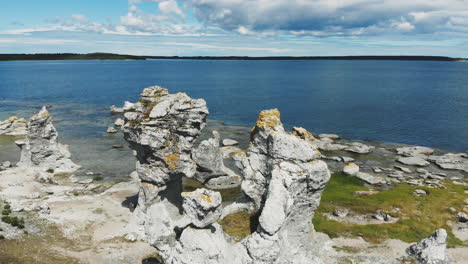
[188,0,468,36]
[158,0,185,19]
[0,37,81,45]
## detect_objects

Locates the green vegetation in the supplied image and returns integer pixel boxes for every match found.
[219,211,256,241]
[93,176,104,181]
[2,209,12,215]
[0,53,146,61]
[1,203,25,229]
[313,172,467,247]
[92,208,104,214]
[1,216,11,223]
[0,219,82,264]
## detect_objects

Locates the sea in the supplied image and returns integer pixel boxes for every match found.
[0,59,467,179]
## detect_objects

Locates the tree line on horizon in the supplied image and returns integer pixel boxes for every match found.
[0,53,462,61]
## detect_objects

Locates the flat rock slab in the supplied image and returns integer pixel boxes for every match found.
[397,157,429,166]
[345,142,374,154]
[355,172,385,185]
[396,146,434,157]
[428,153,468,173]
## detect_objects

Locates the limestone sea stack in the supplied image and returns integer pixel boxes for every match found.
[231,109,330,263]
[122,87,331,264]
[15,106,80,174]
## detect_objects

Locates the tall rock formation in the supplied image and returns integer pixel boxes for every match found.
[232,109,329,264]
[123,87,330,264]
[16,106,80,173]
[122,86,210,253]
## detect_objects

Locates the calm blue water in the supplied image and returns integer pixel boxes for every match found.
[0,59,467,154]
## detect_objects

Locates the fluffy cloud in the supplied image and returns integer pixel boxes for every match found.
[159,0,185,19]
[31,4,198,36]
[188,0,468,36]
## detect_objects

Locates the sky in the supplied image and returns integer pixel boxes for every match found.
[1,0,468,57]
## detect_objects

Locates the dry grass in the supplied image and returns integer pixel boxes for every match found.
[0,218,81,264]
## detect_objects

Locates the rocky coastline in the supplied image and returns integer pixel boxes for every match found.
[0,86,466,263]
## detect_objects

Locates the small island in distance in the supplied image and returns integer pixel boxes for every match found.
[0,52,467,62]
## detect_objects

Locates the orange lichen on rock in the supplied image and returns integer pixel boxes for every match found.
[200,194,212,203]
[163,153,180,169]
[256,109,281,129]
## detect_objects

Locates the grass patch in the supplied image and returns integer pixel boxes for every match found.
[93,176,104,181]
[0,217,81,264]
[219,211,256,241]
[92,208,104,214]
[313,172,467,247]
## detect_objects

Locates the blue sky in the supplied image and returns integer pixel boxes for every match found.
[1,0,468,57]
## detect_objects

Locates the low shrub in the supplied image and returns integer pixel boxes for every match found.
[10,216,19,227]
[2,216,11,224]
[2,209,12,215]
[93,176,104,181]
[4,204,11,210]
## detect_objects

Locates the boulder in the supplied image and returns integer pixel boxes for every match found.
[333,208,349,218]
[192,131,227,182]
[181,188,222,228]
[406,229,450,264]
[222,139,239,146]
[106,127,117,133]
[457,212,468,223]
[373,167,383,173]
[114,118,125,127]
[16,106,80,174]
[205,175,242,189]
[355,172,384,185]
[110,105,124,114]
[397,157,430,167]
[343,162,359,175]
[427,153,468,172]
[413,189,427,196]
[122,101,135,111]
[345,142,374,154]
[342,157,355,163]
[0,161,12,170]
[0,116,27,136]
[372,212,392,222]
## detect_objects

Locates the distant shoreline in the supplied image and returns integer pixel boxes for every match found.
[0,52,466,62]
